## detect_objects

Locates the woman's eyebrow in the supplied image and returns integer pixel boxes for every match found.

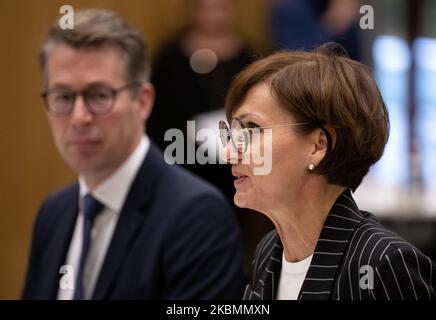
[236,113,262,121]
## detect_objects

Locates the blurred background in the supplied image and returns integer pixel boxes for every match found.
[0,0,435,299]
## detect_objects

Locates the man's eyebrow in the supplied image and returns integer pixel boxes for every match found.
[48,81,113,90]
[85,81,114,87]
[47,83,71,90]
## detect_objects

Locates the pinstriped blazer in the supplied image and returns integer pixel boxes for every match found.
[243,190,436,300]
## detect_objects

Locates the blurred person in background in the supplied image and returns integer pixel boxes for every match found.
[271,0,361,60]
[22,9,245,300]
[219,43,436,300]
[148,0,254,201]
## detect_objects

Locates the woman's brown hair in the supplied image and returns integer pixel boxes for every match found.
[225,43,390,191]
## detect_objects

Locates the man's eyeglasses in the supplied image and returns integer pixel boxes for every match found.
[219,118,310,153]
[41,82,140,117]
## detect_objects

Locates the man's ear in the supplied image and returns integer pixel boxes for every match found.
[137,82,155,122]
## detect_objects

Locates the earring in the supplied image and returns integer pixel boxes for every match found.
[308,163,316,171]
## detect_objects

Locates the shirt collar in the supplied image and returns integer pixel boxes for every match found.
[79,135,150,212]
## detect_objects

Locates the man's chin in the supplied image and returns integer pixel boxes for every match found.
[64,156,101,176]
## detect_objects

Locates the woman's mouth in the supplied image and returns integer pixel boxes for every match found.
[232,172,249,187]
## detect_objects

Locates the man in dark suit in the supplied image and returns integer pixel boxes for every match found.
[22,9,246,300]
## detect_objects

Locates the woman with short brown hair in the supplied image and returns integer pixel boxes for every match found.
[219,43,435,300]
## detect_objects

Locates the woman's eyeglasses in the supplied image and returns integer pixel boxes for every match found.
[219,118,310,153]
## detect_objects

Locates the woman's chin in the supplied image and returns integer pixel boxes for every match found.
[233,192,252,209]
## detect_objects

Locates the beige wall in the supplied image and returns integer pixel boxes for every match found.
[0,0,269,299]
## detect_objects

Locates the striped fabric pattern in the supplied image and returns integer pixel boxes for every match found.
[243,190,436,300]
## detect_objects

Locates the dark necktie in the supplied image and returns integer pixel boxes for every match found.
[73,194,103,300]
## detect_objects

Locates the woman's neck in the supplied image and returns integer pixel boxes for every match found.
[269,183,346,262]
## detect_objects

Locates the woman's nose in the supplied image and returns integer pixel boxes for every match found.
[219,140,243,164]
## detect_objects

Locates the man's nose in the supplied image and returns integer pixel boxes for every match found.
[70,95,93,125]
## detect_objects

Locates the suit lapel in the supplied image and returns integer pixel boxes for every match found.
[299,189,363,300]
[91,144,161,299]
[245,231,283,300]
[43,185,79,298]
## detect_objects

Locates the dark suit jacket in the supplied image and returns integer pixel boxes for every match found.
[23,143,246,299]
[244,190,436,300]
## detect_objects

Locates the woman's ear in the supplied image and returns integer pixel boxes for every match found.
[323,125,337,150]
[308,126,336,166]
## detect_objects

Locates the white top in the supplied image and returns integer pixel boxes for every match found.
[57,135,150,300]
[277,253,313,300]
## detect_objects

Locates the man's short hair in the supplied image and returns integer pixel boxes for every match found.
[39,9,150,85]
